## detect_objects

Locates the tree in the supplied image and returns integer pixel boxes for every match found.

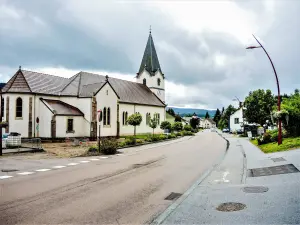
[213,108,221,126]
[172,122,183,132]
[160,121,171,131]
[148,118,157,136]
[205,112,210,119]
[190,117,200,129]
[280,92,300,136]
[221,107,225,115]
[243,89,276,126]
[167,108,175,116]
[218,105,236,129]
[174,114,182,122]
[127,113,142,138]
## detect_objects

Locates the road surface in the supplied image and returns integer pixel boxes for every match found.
[0,132,226,224]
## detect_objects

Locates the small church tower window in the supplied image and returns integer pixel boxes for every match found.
[143,78,146,85]
[157,78,161,86]
[16,97,22,118]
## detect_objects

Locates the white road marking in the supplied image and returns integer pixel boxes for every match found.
[52,166,66,169]
[116,154,124,156]
[80,161,90,163]
[17,172,35,175]
[35,169,51,172]
[0,175,13,179]
[67,163,78,166]
[90,158,100,161]
[100,156,108,159]
[214,171,230,183]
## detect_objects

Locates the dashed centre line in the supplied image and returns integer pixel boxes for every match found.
[0,175,13,179]
[35,169,51,172]
[67,163,79,166]
[80,161,90,163]
[52,166,66,169]
[17,172,35,175]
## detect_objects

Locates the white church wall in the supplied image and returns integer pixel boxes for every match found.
[56,116,88,138]
[119,103,165,135]
[39,100,53,138]
[96,82,118,137]
[60,97,92,122]
[3,93,32,137]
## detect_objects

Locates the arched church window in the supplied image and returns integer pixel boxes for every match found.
[16,97,22,118]
[143,78,146,85]
[157,78,161,86]
[103,107,107,125]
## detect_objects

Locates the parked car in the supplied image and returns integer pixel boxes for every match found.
[222,128,229,133]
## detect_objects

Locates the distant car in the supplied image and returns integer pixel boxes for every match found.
[236,129,243,134]
[222,128,229,133]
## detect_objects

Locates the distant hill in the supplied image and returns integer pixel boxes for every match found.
[167,107,216,118]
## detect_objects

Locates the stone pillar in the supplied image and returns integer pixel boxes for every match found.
[117,104,120,137]
[51,115,56,141]
[5,96,9,133]
[28,97,33,138]
[90,97,97,140]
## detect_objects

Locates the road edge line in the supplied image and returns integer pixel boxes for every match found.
[150,132,229,225]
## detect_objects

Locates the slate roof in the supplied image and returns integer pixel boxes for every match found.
[2,70,69,95]
[61,71,165,106]
[138,32,162,76]
[41,99,84,116]
[205,118,216,124]
[2,69,165,107]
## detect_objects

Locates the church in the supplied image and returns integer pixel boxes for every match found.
[0,31,166,139]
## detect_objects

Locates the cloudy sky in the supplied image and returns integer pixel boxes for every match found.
[1,0,299,109]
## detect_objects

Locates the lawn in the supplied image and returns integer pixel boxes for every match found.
[120,133,152,139]
[251,137,300,153]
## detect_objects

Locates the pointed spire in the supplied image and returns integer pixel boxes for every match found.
[138,29,162,75]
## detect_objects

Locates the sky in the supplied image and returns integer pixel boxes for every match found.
[1,0,299,109]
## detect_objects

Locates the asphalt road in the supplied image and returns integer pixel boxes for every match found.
[0,132,226,224]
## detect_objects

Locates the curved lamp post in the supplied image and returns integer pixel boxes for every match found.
[246,34,282,145]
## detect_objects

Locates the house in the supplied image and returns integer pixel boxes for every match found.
[229,107,244,132]
[0,31,166,139]
[203,118,216,129]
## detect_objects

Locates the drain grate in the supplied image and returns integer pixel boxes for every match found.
[1,169,19,172]
[164,192,182,201]
[248,164,299,177]
[243,186,269,193]
[271,157,286,162]
[216,202,246,212]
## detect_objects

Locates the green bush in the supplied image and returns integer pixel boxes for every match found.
[267,129,288,142]
[88,145,99,152]
[158,134,167,140]
[136,139,145,144]
[125,136,136,145]
[182,130,195,136]
[145,135,153,142]
[169,133,176,139]
[118,141,127,148]
[151,135,160,142]
[191,128,198,133]
[172,122,183,132]
[100,138,118,155]
[184,124,192,131]
[160,121,172,131]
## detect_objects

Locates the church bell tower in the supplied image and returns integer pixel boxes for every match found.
[136,29,165,103]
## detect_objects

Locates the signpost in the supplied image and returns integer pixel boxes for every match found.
[97,110,103,151]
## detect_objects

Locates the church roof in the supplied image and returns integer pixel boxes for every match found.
[2,69,165,107]
[138,32,162,76]
[41,98,84,116]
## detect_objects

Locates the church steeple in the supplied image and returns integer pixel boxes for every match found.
[138,30,162,75]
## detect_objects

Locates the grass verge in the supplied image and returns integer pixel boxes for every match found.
[251,137,300,153]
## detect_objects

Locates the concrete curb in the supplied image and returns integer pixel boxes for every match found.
[150,132,229,225]
[237,140,248,184]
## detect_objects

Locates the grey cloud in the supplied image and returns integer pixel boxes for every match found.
[0,0,299,109]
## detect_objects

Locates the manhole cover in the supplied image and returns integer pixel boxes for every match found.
[271,157,286,162]
[248,164,299,177]
[243,186,269,193]
[1,169,19,172]
[164,192,182,201]
[216,202,246,212]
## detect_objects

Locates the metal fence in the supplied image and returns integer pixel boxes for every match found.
[21,138,42,150]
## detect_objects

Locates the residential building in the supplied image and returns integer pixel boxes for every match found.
[203,118,216,129]
[0,31,166,139]
[229,107,244,132]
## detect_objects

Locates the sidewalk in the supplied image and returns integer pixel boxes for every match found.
[156,136,300,224]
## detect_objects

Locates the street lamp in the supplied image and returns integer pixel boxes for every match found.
[246,34,282,145]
